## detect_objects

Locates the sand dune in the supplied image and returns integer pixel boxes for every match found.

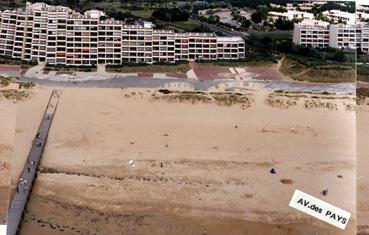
[11,86,356,235]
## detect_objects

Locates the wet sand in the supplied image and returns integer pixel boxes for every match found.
[357,102,369,235]
[12,86,356,235]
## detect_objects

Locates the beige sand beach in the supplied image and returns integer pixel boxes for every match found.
[11,86,356,235]
[0,83,18,224]
[357,101,369,235]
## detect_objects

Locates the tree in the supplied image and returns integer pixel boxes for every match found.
[251,11,263,24]
[192,24,212,33]
[260,36,272,47]
[333,51,347,62]
[178,2,191,11]
[241,19,251,30]
[276,40,293,53]
[229,0,269,9]
[65,0,79,8]
[274,18,294,30]
[152,8,190,22]
[207,15,219,24]
[251,6,268,24]
[192,1,209,14]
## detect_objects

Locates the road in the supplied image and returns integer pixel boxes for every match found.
[156,18,248,38]
[191,20,249,38]
[21,76,355,95]
[187,20,292,40]
[6,89,61,235]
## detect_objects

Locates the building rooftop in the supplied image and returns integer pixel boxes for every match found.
[322,10,355,24]
[175,32,215,37]
[217,36,244,42]
[84,10,105,19]
[26,2,72,13]
[297,19,330,28]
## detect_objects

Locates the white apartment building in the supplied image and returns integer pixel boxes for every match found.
[268,10,314,22]
[271,2,327,11]
[286,3,313,11]
[357,23,369,54]
[329,24,358,49]
[293,20,330,48]
[293,20,369,54]
[357,4,369,21]
[0,2,245,66]
[322,10,355,24]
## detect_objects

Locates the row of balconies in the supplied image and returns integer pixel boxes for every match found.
[122,32,152,36]
[337,34,357,37]
[1,20,16,24]
[300,30,329,34]
[1,38,243,49]
[301,35,329,39]
[0,25,16,29]
[338,38,356,42]
[300,39,330,43]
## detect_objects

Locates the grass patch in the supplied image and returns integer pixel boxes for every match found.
[120,9,155,18]
[152,90,253,106]
[158,89,173,94]
[357,88,369,98]
[0,2,24,10]
[19,82,35,90]
[0,55,37,67]
[0,89,30,101]
[210,92,252,106]
[0,76,11,87]
[280,57,355,83]
[280,179,294,184]
[250,31,293,40]
[152,90,212,104]
[196,58,277,67]
[357,64,369,82]
[106,62,190,73]
[265,93,298,109]
[304,99,338,111]
[171,21,202,31]
[45,64,97,72]
[357,88,369,105]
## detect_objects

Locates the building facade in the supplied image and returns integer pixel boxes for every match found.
[356,23,369,54]
[293,20,369,54]
[322,10,355,25]
[292,20,330,48]
[268,10,314,22]
[0,3,245,66]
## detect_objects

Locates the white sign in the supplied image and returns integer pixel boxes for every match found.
[289,189,351,230]
[0,225,6,235]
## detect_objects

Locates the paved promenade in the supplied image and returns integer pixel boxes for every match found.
[6,89,61,235]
